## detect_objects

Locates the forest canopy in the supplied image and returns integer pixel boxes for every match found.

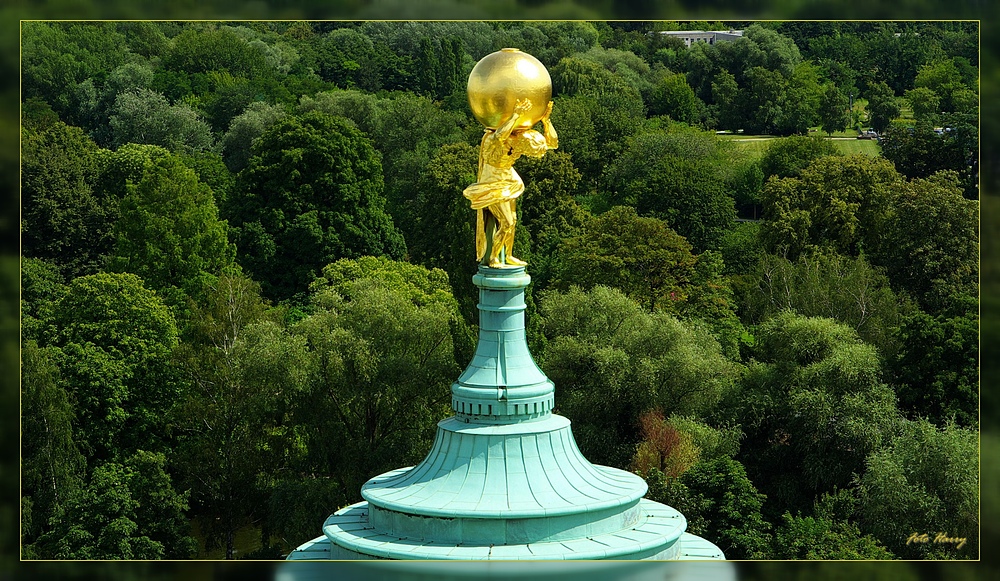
[20,20,978,560]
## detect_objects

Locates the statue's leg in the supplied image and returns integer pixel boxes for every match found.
[482,209,498,266]
[491,201,524,266]
[487,204,508,267]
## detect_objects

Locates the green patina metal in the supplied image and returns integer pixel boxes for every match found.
[287,266,725,560]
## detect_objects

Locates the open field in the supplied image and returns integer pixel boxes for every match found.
[831,139,881,156]
[724,135,880,159]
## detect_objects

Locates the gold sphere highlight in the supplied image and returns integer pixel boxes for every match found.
[467,48,552,130]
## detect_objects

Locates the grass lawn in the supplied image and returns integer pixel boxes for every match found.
[832,139,881,156]
[728,138,771,158]
[720,134,881,159]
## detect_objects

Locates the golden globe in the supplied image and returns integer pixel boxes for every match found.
[467,48,552,130]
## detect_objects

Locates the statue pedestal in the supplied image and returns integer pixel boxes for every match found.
[287,266,724,561]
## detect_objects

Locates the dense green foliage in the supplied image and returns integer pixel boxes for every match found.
[20,20,978,561]
[228,111,405,301]
[760,155,901,259]
[539,286,739,468]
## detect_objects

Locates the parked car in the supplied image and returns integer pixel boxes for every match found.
[857,130,878,139]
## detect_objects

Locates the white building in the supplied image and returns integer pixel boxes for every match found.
[658,30,743,48]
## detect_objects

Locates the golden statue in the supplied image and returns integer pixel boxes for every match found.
[464,49,558,268]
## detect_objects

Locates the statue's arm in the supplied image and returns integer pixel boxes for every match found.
[541,101,558,149]
[496,98,533,142]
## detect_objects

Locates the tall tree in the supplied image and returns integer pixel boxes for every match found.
[879,122,979,199]
[857,419,978,559]
[772,511,893,559]
[295,258,466,497]
[726,312,902,516]
[650,456,773,559]
[760,155,901,259]
[228,111,405,302]
[647,71,698,124]
[106,145,238,313]
[108,89,215,153]
[539,286,738,469]
[20,341,85,556]
[221,101,287,174]
[819,84,850,136]
[603,128,736,251]
[408,142,480,322]
[739,252,908,358]
[173,275,306,559]
[874,171,978,313]
[864,81,899,133]
[50,273,180,462]
[891,307,978,428]
[33,451,196,559]
[367,92,468,245]
[778,61,822,135]
[512,150,590,293]
[554,206,697,314]
[21,122,113,279]
[758,134,839,180]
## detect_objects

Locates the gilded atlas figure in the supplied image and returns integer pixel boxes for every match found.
[464,49,558,268]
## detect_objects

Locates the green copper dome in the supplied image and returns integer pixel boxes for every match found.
[288,266,725,561]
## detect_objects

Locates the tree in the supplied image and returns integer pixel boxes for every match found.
[874,171,978,314]
[554,207,697,314]
[905,86,941,123]
[539,286,738,468]
[760,155,901,259]
[603,128,736,251]
[106,145,237,313]
[727,313,902,515]
[879,122,978,199]
[711,69,741,131]
[647,71,698,124]
[759,135,839,180]
[228,111,405,302]
[294,258,466,496]
[20,341,85,556]
[891,308,978,428]
[819,84,849,135]
[118,21,169,58]
[864,81,899,133]
[778,61,822,135]
[221,101,287,174]
[50,272,180,462]
[740,66,787,135]
[34,451,196,559]
[21,22,129,125]
[718,221,765,276]
[718,24,802,82]
[739,252,908,359]
[649,457,772,559]
[728,159,765,220]
[318,27,382,91]
[406,142,479,315]
[108,89,215,153]
[20,257,67,344]
[772,512,894,559]
[164,25,271,78]
[913,59,965,112]
[857,419,978,559]
[631,411,741,481]
[512,150,589,292]
[366,92,467,246]
[21,121,113,279]
[550,56,646,179]
[173,275,307,559]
